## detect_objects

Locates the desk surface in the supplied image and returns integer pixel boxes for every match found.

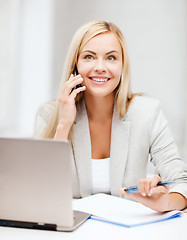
[0,213,186,240]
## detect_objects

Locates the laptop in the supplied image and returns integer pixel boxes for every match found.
[0,137,90,231]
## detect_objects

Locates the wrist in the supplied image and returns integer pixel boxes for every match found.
[54,123,71,140]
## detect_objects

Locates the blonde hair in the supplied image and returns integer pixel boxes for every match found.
[42,20,138,138]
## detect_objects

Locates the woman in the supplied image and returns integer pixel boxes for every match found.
[34,20,187,212]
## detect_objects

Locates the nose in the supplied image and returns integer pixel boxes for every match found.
[93,59,107,73]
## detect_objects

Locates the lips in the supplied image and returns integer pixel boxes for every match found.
[89,76,110,83]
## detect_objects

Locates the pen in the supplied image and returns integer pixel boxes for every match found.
[124,181,175,193]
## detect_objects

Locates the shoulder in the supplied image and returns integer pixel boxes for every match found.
[33,100,56,138]
[127,95,161,118]
[125,95,168,140]
[35,101,56,122]
[129,95,160,111]
[125,95,166,127]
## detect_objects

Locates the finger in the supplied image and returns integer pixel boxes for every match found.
[138,179,146,196]
[68,74,81,83]
[71,85,86,99]
[144,180,152,195]
[140,179,152,196]
[150,185,169,195]
[65,74,74,85]
[68,74,83,86]
[119,188,137,197]
[63,74,81,89]
[64,76,83,96]
[119,188,143,201]
[151,175,162,188]
[69,77,84,91]
[148,175,161,196]
[119,188,126,195]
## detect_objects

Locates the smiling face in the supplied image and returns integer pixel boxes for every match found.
[77,32,123,98]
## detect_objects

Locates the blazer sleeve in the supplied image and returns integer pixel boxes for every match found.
[33,102,54,138]
[149,102,187,199]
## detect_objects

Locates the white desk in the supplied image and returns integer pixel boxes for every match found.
[0,213,186,240]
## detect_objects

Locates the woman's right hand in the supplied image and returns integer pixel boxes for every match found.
[54,74,86,140]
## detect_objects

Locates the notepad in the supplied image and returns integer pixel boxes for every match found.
[73,193,182,228]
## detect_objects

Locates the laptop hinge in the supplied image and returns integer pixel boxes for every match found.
[0,219,57,231]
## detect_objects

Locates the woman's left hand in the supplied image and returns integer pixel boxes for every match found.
[119,175,173,212]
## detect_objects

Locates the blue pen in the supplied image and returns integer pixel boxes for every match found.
[124,181,175,193]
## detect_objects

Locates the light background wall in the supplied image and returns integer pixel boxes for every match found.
[0,0,187,162]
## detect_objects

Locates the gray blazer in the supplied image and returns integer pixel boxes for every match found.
[34,96,187,199]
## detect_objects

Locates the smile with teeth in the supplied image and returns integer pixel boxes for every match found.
[89,77,110,82]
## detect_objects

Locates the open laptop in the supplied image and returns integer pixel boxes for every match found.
[0,137,90,231]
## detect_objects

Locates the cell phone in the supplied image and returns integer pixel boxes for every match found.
[73,66,82,89]
[73,66,78,76]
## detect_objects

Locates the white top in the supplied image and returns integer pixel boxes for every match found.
[91,158,111,194]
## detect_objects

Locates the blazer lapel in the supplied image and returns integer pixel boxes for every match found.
[110,107,130,197]
[71,100,92,197]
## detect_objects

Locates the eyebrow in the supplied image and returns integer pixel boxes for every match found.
[81,50,120,55]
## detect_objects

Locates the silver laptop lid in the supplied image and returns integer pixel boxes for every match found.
[0,138,73,228]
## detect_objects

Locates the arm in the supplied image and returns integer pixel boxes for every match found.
[33,74,85,140]
[120,101,187,212]
[149,103,187,197]
[169,192,187,211]
[54,74,86,140]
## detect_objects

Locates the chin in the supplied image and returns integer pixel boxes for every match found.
[85,89,114,98]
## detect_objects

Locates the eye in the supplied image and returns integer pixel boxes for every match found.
[84,55,93,60]
[108,55,116,61]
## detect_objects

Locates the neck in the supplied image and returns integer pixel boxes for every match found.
[84,93,114,122]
